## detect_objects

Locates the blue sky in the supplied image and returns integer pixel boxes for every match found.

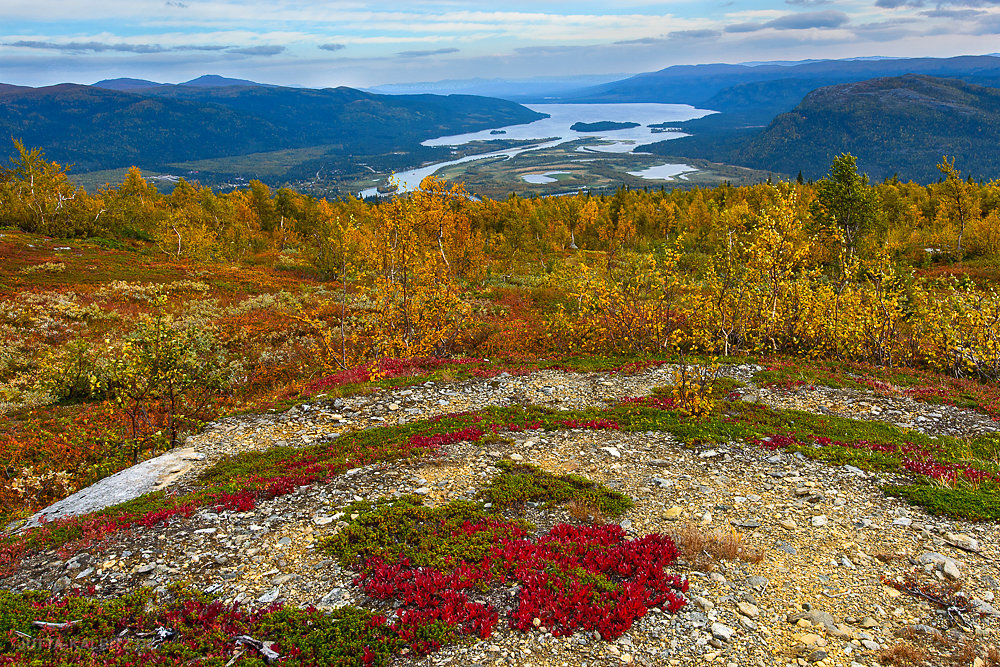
[2,0,1000,88]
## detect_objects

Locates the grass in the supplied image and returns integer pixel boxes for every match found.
[667,523,764,572]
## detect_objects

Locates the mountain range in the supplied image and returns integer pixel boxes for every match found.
[0,79,544,174]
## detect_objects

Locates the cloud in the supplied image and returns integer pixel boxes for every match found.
[5,40,167,54]
[786,0,830,5]
[922,8,986,17]
[165,1,187,7]
[764,10,850,30]
[4,39,233,54]
[666,29,721,40]
[319,42,346,51]
[227,45,285,56]
[879,0,1000,6]
[724,22,764,33]
[973,13,1000,32]
[396,47,459,57]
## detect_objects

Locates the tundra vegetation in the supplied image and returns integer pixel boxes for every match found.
[1,145,1000,664]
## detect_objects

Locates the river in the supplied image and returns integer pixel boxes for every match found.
[358,102,714,196]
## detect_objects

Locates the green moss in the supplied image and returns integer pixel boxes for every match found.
[885,482,1000,521]
[321,495,531,572]
[480,460,632,517]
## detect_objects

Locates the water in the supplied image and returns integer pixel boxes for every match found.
[359,102,713,196]
[522,171,569,184]
[628,163,696,181]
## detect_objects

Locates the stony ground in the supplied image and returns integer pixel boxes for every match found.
[2,364,998,667]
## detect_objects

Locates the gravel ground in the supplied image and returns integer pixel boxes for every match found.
[3,364,998,667]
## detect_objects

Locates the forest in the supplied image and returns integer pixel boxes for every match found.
[2,141,1000,527]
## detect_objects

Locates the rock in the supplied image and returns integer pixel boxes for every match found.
[710,623,735,642]
[663,506,682,520]
[917,552,962,580]
[944,532,980,552]
[775,540,797,555]
[601,447,622,458]
[807,650,828,663]
[694,596,715,612]
[414,487,431,495]
[811,515,828,527]
[746,576,769,592]
[779,519,797,530]
[510,453,524,461]
[796,633,825,647]
[257,587,280,604]
[737,601,760,618]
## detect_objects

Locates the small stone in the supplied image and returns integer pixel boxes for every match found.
[737,601,760,618]
[779,519,797,530]
[942,559,962,581]
[710,623,735,642]
[601,447,622,458]
[811,515,828,527]
[258,587,280,604]
[694,596,715,612]
[944,532,980,552]
[510,453,524,461]
[415,487,431,495]
[664,506,683,520]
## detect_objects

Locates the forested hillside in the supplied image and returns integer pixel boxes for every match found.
[0,83,544,173]
[647,75,1000,182]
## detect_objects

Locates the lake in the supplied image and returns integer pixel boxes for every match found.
[359,102,714,196]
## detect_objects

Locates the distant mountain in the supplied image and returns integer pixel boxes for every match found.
[93,78,169,91]
[643,75,1000,182]
[564,55,1000,110]
[179,75,270,88]
[0,82,545,173]
[368,75,629,101]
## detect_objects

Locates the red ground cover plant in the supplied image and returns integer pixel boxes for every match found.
[753,433,1000,486]
[354,522,688,645]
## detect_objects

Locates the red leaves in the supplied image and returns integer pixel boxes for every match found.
[408,427,485,450]
[352,521,687,647]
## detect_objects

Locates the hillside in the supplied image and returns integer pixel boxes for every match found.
[0,81,545,174]
[643,75,1000,182]
[564,55,1000,109]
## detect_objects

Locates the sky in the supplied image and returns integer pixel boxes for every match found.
[2,0,1000,89]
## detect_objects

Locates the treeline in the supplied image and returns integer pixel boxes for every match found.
[2,142,998,268]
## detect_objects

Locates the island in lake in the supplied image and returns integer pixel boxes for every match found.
[570,121,640,132]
